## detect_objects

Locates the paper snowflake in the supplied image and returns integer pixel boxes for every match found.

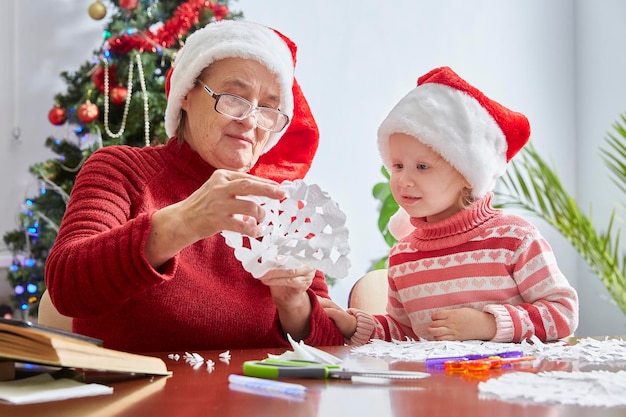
[222,180,351,278]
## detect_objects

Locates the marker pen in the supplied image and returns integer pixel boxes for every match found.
[228,374,307,397]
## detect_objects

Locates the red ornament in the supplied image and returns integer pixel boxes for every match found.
[92,64,117,93]
[77,101,100,123]
[47,106,67,126]
[107,0,219,54]
[110,85,128,105]
[212,4,229,20]
[119,0,139,10]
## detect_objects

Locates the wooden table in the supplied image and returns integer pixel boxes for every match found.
[1,345,624,417]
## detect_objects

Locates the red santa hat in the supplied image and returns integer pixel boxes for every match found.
[378,66,531,238]
[164,20,319,182]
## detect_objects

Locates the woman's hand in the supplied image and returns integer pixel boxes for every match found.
[258,265,316,341]
[145,169,285,268]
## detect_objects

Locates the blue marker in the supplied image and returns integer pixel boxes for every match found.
[228,374,307,397]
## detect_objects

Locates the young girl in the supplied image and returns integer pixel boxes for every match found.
[324,66,579,344]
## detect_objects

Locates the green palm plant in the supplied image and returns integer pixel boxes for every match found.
[372,114,626,317]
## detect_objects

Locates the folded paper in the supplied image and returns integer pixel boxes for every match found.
[267,334,344,365]
[222,180,350,278]
[0,373,112,405]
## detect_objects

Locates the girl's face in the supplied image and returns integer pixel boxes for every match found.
[181,58,280,172]
[388,133,470,223]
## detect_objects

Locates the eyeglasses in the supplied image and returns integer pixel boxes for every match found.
[198,82,290,133]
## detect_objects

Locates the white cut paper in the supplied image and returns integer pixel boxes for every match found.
[267,333,343,365]
[0,373,112,405]
[350,337,626,407]
[478,370,626,407]
[222,180,351,278]
[350,336,626,366]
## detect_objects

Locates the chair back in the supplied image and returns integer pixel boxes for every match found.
[347,269,389,315]
[37,290,73,332]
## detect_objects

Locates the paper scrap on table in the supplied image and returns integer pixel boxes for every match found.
[0,373,112,405]
[267,334,343,365]
[351,335,626,366]
[222,179,351,279]
[351,336,626,406]
[478,370,626,407]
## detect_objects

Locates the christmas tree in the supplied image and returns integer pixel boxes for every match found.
[2,0,242,318]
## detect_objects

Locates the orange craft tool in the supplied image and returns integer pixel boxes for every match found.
[444,356,536,373]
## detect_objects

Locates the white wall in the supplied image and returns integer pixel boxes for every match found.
[574,0,626,336]
[0,0,105,308]
[0,0,624,336]
[0,0,103,269]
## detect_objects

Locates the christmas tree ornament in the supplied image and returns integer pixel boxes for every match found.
[213,4,229,20]
[103,53,150,146]
[78,101,99,123]
[110,85,128,105]
[2,0,241,318]
[91,64,116,93]
[88,0,107,20]
[107,0,228,55]
[119,0,139,10]
[47,105,67,126]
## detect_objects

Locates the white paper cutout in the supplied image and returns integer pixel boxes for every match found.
[350,337,626,406]
[350,336,626,366]
[222,180,351,278]
[183,352,205,370]
[268,334,344,365]
[478,370,626,407]
[219,350,231,364]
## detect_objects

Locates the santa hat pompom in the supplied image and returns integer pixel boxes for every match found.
[164,20,319,181]
[388,208,414,241]
[378,66,530,199]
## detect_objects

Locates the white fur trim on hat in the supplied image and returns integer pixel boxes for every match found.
[164,20,295,153]
[378,83,507,198]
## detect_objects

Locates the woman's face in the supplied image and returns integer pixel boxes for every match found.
[180,58,281,172]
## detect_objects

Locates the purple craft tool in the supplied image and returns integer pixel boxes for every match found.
[425,350,524,368]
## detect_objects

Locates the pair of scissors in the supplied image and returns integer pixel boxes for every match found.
[243,359,430,380]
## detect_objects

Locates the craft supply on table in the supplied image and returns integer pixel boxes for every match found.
[243,359,430,381]
[228,374,307,397]
[0,373,112,405]
[425,350,524,368]
[444,356,536,373]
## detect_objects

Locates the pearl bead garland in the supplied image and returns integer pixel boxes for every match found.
[103,53,150,147]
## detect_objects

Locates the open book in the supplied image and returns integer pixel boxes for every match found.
[0,319,170,377]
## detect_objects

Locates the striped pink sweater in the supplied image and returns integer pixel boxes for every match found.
[350,193,578,344]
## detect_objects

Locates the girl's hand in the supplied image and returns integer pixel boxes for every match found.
[318,297,358,339]
[428,308,497,341]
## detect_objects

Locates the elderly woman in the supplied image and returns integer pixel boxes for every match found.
[44,20,345,352]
